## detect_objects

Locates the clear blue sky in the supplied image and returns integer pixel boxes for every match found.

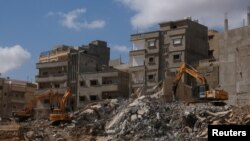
[0,0,248,81]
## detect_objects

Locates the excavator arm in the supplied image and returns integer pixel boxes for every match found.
[49,88,72,123]
[173,63,207,97]
[172,63,228,101]
[12,89,60,120]
[173,63,207,85]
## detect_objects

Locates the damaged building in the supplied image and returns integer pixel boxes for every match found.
[215,12,250,105]
[36,40,129,110]
[0,77,37,118]
[77,67,129,107]
[129,18,209,96]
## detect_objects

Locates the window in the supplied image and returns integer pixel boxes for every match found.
[80,96,86,102]
[148,74,155,81]
[148,41,155,47]
[0,86,2,90]
[171,25,177,29]
[173,38,182,45]
[80,81,85,87]
[90,95,97,101]
[42,72,48,75]
[54,84,60,88]
[4,93,7,96]
[148,57,155,64]
[173,54,181,62]
[44,99,50,104]
[90,80,98,86]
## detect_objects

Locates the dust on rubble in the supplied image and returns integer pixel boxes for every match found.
[1,93,250,141]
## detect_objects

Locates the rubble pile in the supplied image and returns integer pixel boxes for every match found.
[105,94,250,141]
[69,99,127,140]
[2,94,250,141]
[0,121,20,141]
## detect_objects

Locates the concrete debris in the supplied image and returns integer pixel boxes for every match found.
[1,94,250,141]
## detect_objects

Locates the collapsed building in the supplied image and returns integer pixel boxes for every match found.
[0,77,37,118]
[129,18,209,101]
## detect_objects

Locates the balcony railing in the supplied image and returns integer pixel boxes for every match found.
[132,79,144,84]
[36,61,68,69]
[36,74,67,82]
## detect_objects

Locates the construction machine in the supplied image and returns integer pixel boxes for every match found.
[172,63,228,101]
[49,88,72,124]
[12,90,60,121]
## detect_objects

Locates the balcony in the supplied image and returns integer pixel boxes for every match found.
[146,63,158,70]
[36,61,68,69]
[11,99,25,104]
[129,49,146,56]
[35,87,67,95]
[129,65,145,72]
[79,84,119,92]
[36,74,67,83]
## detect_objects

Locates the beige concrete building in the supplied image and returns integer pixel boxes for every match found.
[130,31,161,94]
[68,40,110,97]
[36,45,73,94]
[216,12,250,105]
[0,77,37,118]
[129,19,209,94]
[78,67,129,107]
[37,40,127,109]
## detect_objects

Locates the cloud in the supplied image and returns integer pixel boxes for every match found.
[116,0,249,30]
[48,8,106,31]
[112,45,130,52]
[0,45,31,74]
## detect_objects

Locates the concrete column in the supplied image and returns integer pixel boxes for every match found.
[248,6,250,26]
[224,18,228,32]
[247,13,250,26]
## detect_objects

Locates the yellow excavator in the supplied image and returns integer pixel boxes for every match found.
[49,88,72,124]
[12,89,60,121]
[172,63,228,101]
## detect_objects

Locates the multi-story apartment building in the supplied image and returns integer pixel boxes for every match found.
[37,40,126,109]
[130,31,161,94]
[129,18,209,93]
[36,45,73,94]
[77,67,129,107]
[68,40,110,97]
[0,77,37,118]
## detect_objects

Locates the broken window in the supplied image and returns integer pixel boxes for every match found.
[54,84,60,88]
[80,81,85,87]
[173,54,181,62]
[42,72,48,76]
[44,99,50,104]
[90,80,98,86]
[90,95,97,101]
[80,96,86,102]
[173,38,182,45]
[102,92,117,99]
[148,57,155,65]
[148,74,155,82]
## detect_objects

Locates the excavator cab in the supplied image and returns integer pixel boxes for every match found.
[49,88,72,125]
[192,84,209,99]
[173,63,228,102]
